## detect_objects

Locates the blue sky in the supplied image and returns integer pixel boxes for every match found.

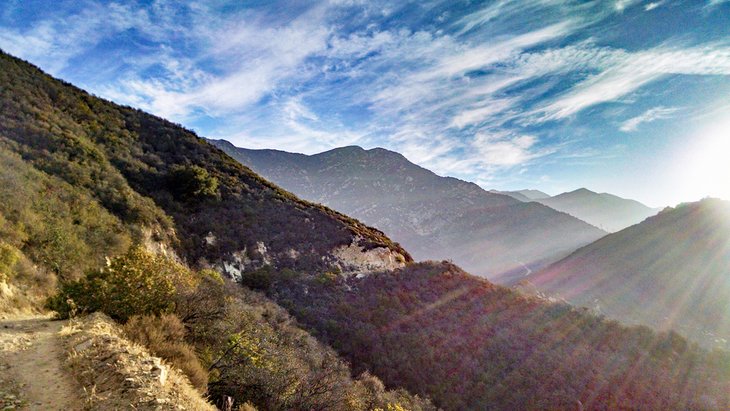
[1,0,729,207]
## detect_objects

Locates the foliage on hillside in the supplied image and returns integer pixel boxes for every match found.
[0,147,130,281]
[0,49,409,273]
[248,262,730,410]
[46,246,193,322]
[204,286,434,410]
[1,48,429,409]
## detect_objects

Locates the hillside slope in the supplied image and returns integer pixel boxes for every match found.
[255,260,730,410]
[524,198,730,348]
[536,188,660,232]
[0,50,409,280]
[210,140,606,281]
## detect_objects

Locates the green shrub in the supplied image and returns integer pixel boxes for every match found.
[239,266,273,291]
[45,246,192,322]
[124,314,209,392]
[168,165,219,200]
[0,241,20,281]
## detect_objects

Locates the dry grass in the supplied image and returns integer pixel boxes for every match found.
[64,313,216,411]
[124,314,209,392]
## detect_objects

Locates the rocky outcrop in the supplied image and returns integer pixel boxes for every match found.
[330,237,407,275]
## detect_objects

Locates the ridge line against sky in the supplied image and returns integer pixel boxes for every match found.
[1,0,729,207]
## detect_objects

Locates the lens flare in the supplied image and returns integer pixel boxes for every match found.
[677,114,730,202]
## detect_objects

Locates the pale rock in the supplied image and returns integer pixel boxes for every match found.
[204,232,216,246]
[330,236,406,275]
[150,358,168,386]
[73,339,93,353]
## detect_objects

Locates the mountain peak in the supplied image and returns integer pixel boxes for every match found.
[568,187,596,196]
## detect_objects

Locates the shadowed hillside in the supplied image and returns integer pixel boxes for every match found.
[524,198,730,349]
[0,50,410,280]
[249,261,730,410]
[0,49,432,410]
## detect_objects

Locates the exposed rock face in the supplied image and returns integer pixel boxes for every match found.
[217,241,273,281]
[330,237,407,274]
[216,236,407,279]
[219,250,249,282]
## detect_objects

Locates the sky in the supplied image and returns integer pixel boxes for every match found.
[1,0,729,207]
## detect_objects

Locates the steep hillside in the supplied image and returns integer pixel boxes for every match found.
[210,140,606,281]
[0,50,409,280]
[536,188,660,232]
[524,198,730,349]
[247,261,730,410]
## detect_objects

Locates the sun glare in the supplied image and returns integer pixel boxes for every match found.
[677,114,730,202]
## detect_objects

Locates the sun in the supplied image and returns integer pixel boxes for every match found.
[677,114,730,202]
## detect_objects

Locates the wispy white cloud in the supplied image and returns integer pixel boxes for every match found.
[450,98,517,129]
[619,106,679,131]
[472,132,542,166]
[2,0,729,200]
[0,2,160,74]
[644,1,665,11]
[614,0,640,12]
[103,4,331,120]
[533,45,730,121]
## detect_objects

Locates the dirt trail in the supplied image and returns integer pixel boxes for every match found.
[0,315,84,410]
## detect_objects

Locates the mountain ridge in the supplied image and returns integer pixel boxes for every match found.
[0,50,410,280]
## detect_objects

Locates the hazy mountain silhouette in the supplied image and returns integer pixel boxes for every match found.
[535,188,660,232]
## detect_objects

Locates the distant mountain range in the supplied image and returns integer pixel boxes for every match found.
[523,198,730,349]
[535,188,660,232]
[210,140,606,281]
[498,188,660,232]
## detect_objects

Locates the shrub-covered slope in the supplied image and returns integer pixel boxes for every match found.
[4,49,730,411]
[0,49,429,409]
[0,50,409,277]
